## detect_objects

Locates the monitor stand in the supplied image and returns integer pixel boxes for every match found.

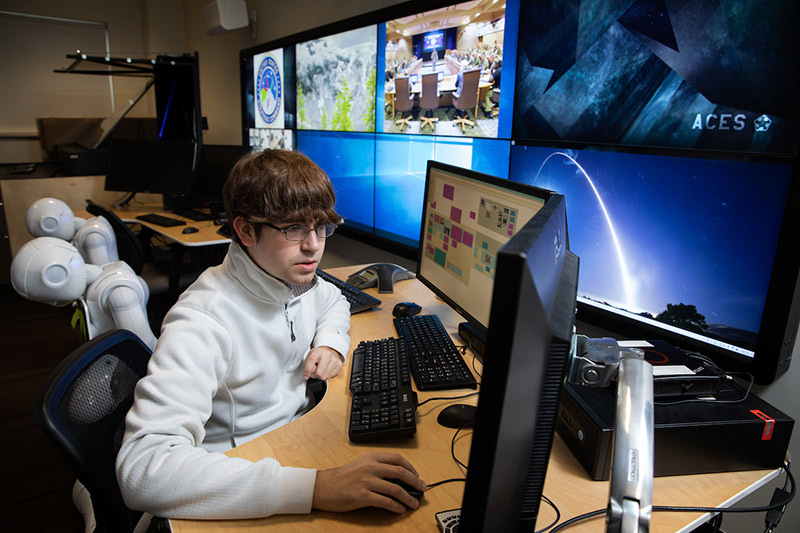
[458,322,487,359]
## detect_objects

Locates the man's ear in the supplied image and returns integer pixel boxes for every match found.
[232,216,257,247]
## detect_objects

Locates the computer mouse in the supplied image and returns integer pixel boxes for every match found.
[182,227,199,234]
[437,404,477,429]
[393,301,422,317]
[386,478,424,501]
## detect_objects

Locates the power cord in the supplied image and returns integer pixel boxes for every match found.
[548,461,795,532]
[764,460,792,532]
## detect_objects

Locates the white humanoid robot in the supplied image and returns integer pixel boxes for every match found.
[10,237,157,350]
[25,197,119,267]
[11,236,157,533]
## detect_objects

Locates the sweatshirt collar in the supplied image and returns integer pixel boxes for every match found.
[225,243,316,303]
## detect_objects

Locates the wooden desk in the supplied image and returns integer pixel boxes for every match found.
[170,265,779,532]
[78,203,230,297]
[112,204,230,247]
[77,203,230,247]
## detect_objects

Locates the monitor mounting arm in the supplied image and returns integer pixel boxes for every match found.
[568,336,655,533]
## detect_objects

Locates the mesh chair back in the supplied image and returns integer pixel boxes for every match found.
[85,199,145,274]
[33,329,151,533]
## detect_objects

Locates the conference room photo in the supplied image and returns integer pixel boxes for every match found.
[2,0,800,533]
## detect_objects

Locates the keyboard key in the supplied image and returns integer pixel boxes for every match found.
[394,314,478,391]
[348,339,417,442]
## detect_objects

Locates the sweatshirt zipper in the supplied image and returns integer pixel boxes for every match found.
[284,302,296,342]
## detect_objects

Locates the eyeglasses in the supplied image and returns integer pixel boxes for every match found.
[261,221,337,242]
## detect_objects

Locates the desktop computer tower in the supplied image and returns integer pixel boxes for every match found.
[556,380,793,481]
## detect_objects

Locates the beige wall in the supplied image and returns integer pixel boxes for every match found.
[186,0,406,145]
[0,1,158,162]
[0,0,405,162]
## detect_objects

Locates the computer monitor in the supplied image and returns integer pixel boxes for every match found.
[104,139,197,196]
[416,160,554,350]
[459,193,580,531]
[189,144,250,202]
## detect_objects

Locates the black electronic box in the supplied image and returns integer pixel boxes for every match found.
[556,344,793,480]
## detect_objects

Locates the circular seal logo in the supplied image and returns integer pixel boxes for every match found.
[256,56,282,125]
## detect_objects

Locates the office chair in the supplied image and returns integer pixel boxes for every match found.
[419,72,440,133]
[393,76,415,130]
[32,329,152,533]
[452,68,481,131]
[85,199,146,274]
[85,199,201,300]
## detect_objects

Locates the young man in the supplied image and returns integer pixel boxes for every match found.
[116,150,425,522]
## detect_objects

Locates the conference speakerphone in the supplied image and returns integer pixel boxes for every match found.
[556,379,793,481]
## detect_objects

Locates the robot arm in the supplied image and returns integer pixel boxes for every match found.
[104,285,157,350]
[73,217,119,266]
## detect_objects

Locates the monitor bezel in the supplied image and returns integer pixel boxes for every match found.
[459,193,579,531]
[104,139,198,196]
[415,160,556,338]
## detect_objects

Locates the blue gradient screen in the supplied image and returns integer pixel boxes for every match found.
[509,144,793,355]
[297,131,511,247]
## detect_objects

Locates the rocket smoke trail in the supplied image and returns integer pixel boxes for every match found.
[534,152,636,311]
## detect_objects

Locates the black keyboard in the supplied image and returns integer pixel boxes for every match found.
[348,338,417,442]
[316,269,381,314]
[172,208,215,221]
[394,314,478,391]
[136,213,186,227]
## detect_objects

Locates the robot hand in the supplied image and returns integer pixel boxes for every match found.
[26,197,119,266]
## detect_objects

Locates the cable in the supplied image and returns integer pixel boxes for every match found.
[416,391,478,408]
[654,371,754,407]
[536,495,562,533]
[427,477,465,490]
[549,462,794,532]
[450,424,472,471]
[550,508,605,532]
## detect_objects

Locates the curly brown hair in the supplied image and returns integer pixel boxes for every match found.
[222,150,341,243]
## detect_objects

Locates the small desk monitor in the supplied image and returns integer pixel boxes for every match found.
[416,160,554,349]
[460,193,580,531]
[189,144,250,201]
[105,139,197,195]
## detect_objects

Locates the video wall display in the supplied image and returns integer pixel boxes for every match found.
[240,0,798,378]
[296,26,378,132]
[253,48,286,130]
[509,143,794,358]
[512,0,800,154]
[383,0,508,138]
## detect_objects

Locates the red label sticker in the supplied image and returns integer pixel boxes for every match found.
[750,410,775,441]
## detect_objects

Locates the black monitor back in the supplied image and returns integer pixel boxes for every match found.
[104,139,197,196]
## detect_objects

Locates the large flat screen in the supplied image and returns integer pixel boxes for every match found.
[296,26,378,133]
[512,0,800,154]
[509,142,797,382]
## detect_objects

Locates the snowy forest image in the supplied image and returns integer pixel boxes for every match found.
[296,26,377,132]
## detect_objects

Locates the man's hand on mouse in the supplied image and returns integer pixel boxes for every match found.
[313,452,427,513]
